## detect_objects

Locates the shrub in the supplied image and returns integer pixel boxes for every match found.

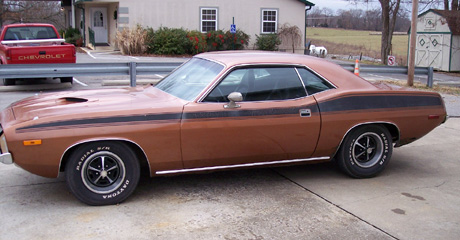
[145,27,155,53]
[187,30,207,55]
[115,24,147,55]
[255,34,281,51]
[206,30,226,51]
[224,30,250,50]
[147,27,190,55]
[63,28,82,46]
[118,26,250,56]
[206,30,250,51]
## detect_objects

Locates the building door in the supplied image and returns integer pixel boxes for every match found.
[91,7,108,44]
[416,34,442,69]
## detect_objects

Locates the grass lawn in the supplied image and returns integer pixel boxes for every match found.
[306,27,409,65]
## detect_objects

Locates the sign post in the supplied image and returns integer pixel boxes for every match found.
[387,55,396,66]
[230,17,236,50]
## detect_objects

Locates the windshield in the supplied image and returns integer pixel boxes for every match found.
[155,58,224,101]
[4,26,58,40]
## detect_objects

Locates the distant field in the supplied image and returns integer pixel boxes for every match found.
[307,27,409,65]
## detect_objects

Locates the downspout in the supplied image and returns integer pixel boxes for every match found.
[304,5,313,55]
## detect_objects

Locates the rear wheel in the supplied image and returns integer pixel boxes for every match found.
[337,125,393,178]
[65,141,140,205]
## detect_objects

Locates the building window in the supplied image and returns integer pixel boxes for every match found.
[261,9,278,34]
[200,7,218,33]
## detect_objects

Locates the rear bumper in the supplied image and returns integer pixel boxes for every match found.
[0,153,13,164]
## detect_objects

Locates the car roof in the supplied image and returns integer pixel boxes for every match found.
[196,51,376,90]
[4,23,55,28]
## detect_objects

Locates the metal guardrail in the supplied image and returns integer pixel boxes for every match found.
[0,62,434,87]
[339,64,435,88]
[0,62,183,87]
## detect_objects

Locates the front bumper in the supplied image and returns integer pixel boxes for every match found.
[0,153,13,164]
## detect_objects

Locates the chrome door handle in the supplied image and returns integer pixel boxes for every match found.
[299,109,311,117]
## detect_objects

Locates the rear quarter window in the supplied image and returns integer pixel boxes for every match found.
[296,67,335,95]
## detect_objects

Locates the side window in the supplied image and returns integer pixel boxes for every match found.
[297,68,335,95]
[204,67,307,102]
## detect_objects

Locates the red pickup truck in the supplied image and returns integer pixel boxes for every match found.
[0,23,76,85]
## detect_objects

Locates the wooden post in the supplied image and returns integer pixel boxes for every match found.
[407,0,419,87]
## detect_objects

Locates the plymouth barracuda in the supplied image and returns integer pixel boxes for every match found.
[0,51,447,205]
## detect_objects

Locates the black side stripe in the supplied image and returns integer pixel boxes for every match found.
[17,113,182,132]
[183,105,318,119]
[15,95,441,132]
[318,95,442,112]
[16,105,318,133]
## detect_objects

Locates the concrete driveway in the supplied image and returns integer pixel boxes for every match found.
[1,118,459,239]
[276,118,460,240]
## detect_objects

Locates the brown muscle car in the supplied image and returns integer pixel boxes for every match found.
[0,51,447,205]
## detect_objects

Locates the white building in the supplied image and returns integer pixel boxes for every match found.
[62,0,315,53]
[410,9,460,72]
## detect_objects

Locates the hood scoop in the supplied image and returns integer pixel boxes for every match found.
[57,97,89,104]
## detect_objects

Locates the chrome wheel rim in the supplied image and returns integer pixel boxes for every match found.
[352,132,384,168]
[81,151,126,194]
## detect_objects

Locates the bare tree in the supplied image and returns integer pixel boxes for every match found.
[1,1,64,29]
[322,8,335,27]
[444,0,450,9]
[452,0,459,10]
[348,0,401,64]
[378,0,401,64]
[278,23,302,53]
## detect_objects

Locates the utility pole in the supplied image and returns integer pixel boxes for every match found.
[0,0,4,27]
[407,0,419,86]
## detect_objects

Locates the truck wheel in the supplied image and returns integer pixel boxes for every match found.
[337,125,393,178]
[65,141,140,206]
[3,79,15,86]
[60,77,73,84]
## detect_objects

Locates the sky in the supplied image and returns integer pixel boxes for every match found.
[310,0,378,12]
[310,0,444,14]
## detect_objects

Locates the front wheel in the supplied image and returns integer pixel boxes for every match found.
[65,141,140,205]
[337,125,393,178]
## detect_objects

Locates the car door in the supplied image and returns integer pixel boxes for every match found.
[180,66,321,169]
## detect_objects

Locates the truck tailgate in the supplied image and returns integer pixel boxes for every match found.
[6,44,76,64]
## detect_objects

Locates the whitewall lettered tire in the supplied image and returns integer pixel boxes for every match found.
[65,141,140,205]
[337,125,393,178]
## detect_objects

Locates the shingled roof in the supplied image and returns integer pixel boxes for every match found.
[421,9,460,35]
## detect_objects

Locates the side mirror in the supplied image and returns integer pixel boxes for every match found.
[224,92,243,109]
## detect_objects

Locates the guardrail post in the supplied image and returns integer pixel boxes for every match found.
[427,67,434,88]
[129,62,137,87]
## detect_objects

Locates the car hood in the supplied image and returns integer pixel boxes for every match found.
[10,86,186,124]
